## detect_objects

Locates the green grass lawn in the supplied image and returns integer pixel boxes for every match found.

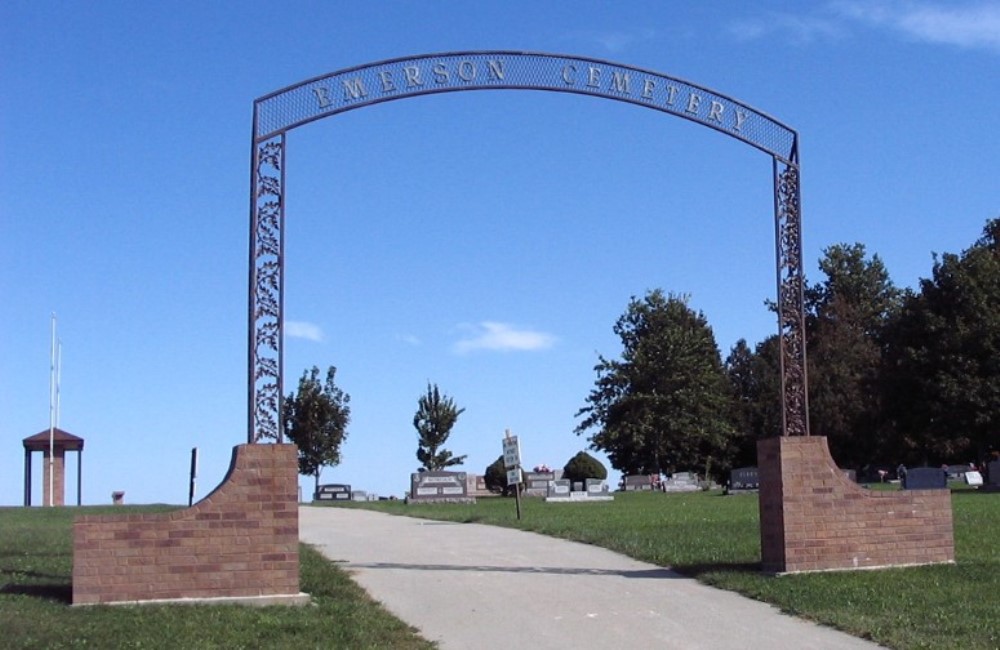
[3,491,996,649]
[0,505,434,650]
[338,488,999,650]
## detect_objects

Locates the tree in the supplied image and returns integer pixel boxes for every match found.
[283,366,351,494]
[804,243,901,469]
[575,290,736,480]
[414,383,467,471]
[884,218,1000,465]
[562,451,607,484]
[484,455,515,496]
[725,336,783,468]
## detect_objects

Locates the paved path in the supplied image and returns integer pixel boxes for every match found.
[300,507,883,649]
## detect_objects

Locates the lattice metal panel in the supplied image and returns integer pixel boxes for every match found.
[253,51,797,163]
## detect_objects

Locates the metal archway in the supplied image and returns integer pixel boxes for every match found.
[248,51,808,443]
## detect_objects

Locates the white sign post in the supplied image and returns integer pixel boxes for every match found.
[503,429,523,520]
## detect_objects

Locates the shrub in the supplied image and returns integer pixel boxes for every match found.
[562,451,607,483]
[484,455,514,496]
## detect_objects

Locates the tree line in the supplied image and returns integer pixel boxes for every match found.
[284,218,999,488]
[577,218,1000,480]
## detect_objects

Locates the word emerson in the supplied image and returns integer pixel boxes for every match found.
[310,57,750,132]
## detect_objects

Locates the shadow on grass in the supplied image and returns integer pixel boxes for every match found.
[0,582,72,604]
[670,561,762,579]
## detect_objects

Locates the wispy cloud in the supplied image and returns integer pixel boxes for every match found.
[285,320,323,342]
[728,2,1000,54]
[453,322,557,354]
[728,13,844,45]
[396,333,421,347]
[834,1,1000,53]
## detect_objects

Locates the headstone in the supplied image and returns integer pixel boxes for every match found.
[351,490,368,501]
[408,471,475,503]
[662,472,700,493]
[945,465,968,480]
[548,479,571,497]
[965,471,983,487]
[729,467,759,493]
[902,467,948,490]
[314,483,351,501]
[111,491,125,505]
[523,471,555,497]
[989,461,1000,487]
[841,469,857,483]
[623,475,652,491]
[585,478,609,495]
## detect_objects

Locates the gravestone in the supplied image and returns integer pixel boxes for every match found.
[523,471,555,497]
[351,490,368,501]
[729,467,759,493]
[989,461,1000,487]
[408,471,475,504]
[547,479,571,497]
[585,478,610,496]
[902,467,948,490]
[965,471,983,487]
[662,472,700,493]
[623,475,652,491]
[314,484,351,501]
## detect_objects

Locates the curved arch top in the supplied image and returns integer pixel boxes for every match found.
[254,51,798,165]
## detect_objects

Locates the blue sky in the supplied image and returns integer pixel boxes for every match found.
[2,1,997,505]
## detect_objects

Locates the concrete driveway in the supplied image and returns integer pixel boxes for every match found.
[300,506,884,649]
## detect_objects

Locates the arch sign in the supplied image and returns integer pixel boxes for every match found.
[247,51,808,443]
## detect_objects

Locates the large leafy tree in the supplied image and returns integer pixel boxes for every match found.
[884,218,1000,464]
[414,383,467,471]
[805,243,901,468]
[575,290,736,479]
[725,336,782,468]
[283,366,351,493]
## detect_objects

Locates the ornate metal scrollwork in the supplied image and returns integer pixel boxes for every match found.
[248,136,284,443]
[775,161,810,436]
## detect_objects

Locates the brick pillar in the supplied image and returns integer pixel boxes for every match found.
[759,436,954,573]
[42,447,66,507]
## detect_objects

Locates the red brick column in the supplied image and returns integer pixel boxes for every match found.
[72,444,304,605]
[43,448,66,506]
[758,436,954,573]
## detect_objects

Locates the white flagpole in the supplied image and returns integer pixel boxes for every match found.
[48,313,56,507]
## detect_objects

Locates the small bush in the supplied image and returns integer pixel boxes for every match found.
[484,455,514,496]
[562,451,607,483]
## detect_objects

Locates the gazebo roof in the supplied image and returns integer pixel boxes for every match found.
[23,427,85,451]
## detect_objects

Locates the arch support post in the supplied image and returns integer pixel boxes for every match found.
[248,134,285,444]
[774,158,809,437]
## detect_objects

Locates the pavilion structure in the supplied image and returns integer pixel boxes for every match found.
[23,427,84,506]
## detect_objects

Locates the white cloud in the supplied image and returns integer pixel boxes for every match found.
[835,1,1000,53]
[396,333,421,346]
[285,320,323,342]
[452,322,557,354]
[728,13,844,44]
